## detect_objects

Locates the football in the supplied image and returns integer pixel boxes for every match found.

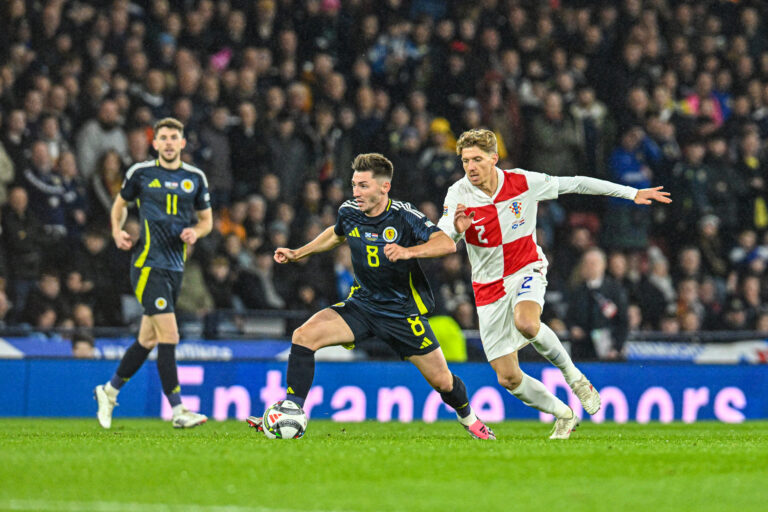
[262,400,308,439]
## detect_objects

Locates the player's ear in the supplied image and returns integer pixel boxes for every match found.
[180,138,187,150]
[491,152,499,165]
[381,180,391,193]
[151,138,159,151]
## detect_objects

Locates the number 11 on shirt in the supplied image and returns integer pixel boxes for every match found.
[166,193,178,215]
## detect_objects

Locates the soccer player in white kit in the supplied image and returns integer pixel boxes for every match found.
[438,129,671,439]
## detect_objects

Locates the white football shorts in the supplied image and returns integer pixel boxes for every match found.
[476,265,548,362]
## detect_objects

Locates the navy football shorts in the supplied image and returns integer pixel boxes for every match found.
[331,299,441,360]
[130,266,183,316]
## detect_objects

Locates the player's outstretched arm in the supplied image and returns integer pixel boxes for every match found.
[274,226,346,264]
[110,195,132,251]
[181,208,213,244]
[384,231,456,262]
[557,176,672,204]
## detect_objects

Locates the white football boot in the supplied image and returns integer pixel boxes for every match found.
[549,409,580,440]
[246,416,264,432]
[94,384,117,429]
[171,407,208,428]
[570,375,601,415]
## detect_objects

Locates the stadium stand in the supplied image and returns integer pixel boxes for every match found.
[0,0,767,360]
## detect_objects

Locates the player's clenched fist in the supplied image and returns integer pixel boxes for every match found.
[384,243,411,262]
[274,247,298,263]
[180,227,199,244]
[113,230,133,250]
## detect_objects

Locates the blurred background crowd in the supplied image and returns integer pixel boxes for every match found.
[1,0,768,355]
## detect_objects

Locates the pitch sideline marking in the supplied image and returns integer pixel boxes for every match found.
[0,500,357,512]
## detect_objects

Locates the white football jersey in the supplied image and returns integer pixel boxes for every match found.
[438,167,558,306]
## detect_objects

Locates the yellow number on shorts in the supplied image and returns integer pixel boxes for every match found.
[366,245,380,267]
[166,193,178,215]
[407,316,425,336]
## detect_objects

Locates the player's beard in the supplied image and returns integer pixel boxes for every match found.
[159,149,180,165]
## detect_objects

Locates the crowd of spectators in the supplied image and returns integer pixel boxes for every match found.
[1,0,768,351]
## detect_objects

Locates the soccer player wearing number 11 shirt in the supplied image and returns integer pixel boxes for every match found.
[438,129,671,439]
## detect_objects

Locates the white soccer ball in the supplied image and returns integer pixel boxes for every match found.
[262,400,308,439]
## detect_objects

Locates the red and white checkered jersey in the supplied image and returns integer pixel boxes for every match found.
[437,167,559,306]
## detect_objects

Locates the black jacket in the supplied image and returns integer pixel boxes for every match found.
[1,206,44,281]
[567,275,629,360]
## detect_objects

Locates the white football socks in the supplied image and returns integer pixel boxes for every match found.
[529,323,582,386]
[509,373,572,419]
[457,409,479,427]
[104,382,119,398]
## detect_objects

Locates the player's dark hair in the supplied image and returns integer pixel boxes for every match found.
[456,128,498,156]
[153,117,184,138]
[351,153,394,181]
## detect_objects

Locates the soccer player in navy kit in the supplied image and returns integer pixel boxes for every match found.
[249,153,495,439]
[94,118,213,429]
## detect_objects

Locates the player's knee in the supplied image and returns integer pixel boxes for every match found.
[156,331,180,345]
[514,316,540,340]
[292,326,319,351]
[430,371,454,393]
[138,338,158,350]
[497,369,523,390]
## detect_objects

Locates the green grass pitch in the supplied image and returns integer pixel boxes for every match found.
[0,419,766,512]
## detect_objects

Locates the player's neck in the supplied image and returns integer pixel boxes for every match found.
[478,171,498,197]
[157,157,182,170]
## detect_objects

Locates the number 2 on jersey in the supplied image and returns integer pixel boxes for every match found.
[475,224,489,244]
[366,245,380,267]
[166,193,178,215]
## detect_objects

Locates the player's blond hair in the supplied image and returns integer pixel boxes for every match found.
[456,128,498,156]
[352,153,394,181]
[153,117,185,138]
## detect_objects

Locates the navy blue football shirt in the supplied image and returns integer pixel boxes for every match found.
[120,160,211,272]
[334,199,441,318]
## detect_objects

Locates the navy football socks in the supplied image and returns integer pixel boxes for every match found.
[285,344,316,407]
[439,374,472,418]
[157,343,182,407]
[111,341,151,390]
